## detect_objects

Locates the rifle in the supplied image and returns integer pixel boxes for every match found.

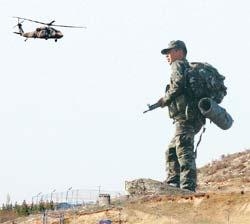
[144,85,170,114]
[143,101,161,114]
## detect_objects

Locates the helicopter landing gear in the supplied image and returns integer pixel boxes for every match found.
[55,39,57,42]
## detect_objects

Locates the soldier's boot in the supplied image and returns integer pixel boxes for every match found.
[180,167,196,192]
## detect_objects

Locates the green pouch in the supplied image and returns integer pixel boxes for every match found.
[175,95,187,112]
[168,101,178,118]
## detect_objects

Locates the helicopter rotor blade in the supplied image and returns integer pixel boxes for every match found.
[50,24,86,28]
[13,16,86,28]
[47,20,56,26]
[13,16,52,26]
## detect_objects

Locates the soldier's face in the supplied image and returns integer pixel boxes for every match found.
[166,48,184,64]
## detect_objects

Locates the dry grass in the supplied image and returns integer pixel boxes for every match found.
[197,149,250,192]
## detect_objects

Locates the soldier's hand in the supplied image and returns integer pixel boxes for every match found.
[158,97,170,107]
[157,98,164,107]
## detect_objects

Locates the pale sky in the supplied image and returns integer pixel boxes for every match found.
[0,0,249,204]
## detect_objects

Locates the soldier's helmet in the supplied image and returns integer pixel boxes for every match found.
[161,40,187,55]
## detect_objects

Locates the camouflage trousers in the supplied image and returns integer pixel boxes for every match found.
[165,119,202,191]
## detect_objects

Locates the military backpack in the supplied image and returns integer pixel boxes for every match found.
[185,62,227,104]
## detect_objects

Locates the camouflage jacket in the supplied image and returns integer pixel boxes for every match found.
[163,58,198,121]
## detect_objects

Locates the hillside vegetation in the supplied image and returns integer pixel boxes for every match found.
[198,149,250,192]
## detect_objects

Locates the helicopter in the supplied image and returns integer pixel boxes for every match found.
[13,16,86,42]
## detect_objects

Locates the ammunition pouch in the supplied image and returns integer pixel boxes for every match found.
[198,97,233,130]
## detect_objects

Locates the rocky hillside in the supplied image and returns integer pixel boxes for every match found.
[3,149,250,224]
[197,149,250,192]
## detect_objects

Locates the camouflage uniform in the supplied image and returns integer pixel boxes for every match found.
[161,44,205,191]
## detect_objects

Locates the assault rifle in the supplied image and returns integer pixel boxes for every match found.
[144,85,170,114]
[143,101,161,114]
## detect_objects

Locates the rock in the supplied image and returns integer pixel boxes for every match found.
[125,178,192,196]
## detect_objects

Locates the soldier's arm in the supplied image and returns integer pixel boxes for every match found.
[163,60,186,103]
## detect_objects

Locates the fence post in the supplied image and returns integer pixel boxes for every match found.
[42,211,47,224]
[60,213,64,224]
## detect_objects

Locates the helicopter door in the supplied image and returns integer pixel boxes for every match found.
[36,28,46,38]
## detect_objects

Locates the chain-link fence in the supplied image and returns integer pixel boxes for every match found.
[32,187,123,206]
[28,188,123,224]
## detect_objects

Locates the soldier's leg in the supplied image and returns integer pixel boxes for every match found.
[175,133,197,191]
[165,137,180,187]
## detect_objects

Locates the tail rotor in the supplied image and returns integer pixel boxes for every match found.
[13,17,24,28]
[13,17,24,35]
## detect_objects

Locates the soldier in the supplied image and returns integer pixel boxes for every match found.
[158,40,205,191]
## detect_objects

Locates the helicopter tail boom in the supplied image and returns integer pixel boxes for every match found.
[13,31,22,35]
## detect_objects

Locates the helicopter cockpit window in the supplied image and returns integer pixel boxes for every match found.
[36,28,41,32]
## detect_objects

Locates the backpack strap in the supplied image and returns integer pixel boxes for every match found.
[194,124,206,158]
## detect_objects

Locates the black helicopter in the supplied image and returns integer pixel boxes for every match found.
[13,16,86,42]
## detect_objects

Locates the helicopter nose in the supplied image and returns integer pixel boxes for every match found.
[57,31,63,38]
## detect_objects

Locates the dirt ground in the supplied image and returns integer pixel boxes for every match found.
[5,150,250,224]
[14,191,250,224]
[72,191,250,224]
